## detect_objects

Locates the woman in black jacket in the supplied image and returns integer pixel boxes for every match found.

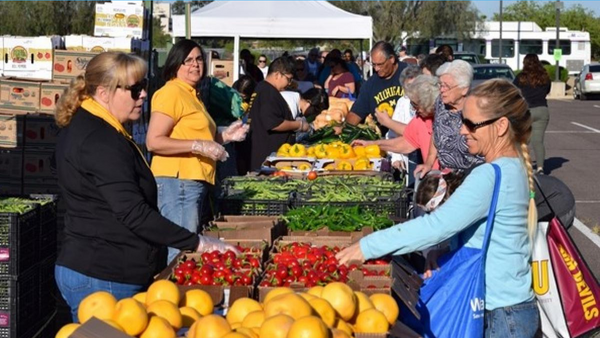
[53,52,235,322]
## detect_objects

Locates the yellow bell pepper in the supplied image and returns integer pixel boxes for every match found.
[314,144,329,159]
[288,144,307,157]
[298,163,312,171]
[278,143,292,154]
[307,146,315,157]
[365,144,381,158]
[324,163,336,171]
[336,161,353,171]
[338,144,356,159]
[353,161,371,170]
[353,145,366,157]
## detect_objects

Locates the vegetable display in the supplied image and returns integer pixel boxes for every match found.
[282,205,394,232]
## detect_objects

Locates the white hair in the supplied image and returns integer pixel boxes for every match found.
[405,75,440,113]
[436,60,473,88]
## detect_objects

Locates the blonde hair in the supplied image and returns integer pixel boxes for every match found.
[468,79,538,241]
[55,52,147,127]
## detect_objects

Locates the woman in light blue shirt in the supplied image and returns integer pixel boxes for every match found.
[337,79,540,338]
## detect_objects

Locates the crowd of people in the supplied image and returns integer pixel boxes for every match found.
[51,38,576,338]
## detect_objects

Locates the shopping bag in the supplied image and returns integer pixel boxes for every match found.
[202,77,244,126]
[533,218,600,338]
[404,164,501,338]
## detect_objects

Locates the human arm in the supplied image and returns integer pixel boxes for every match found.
[415,136,438,178]
[375,109,407,135]
[214,120,249,144]
[324,74,333,93]
[271,118,310,133]
[337,164,495,263]
[353,137,416,154]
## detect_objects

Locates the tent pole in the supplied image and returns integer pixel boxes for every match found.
[233,35,240,83]
[359,39,364,77]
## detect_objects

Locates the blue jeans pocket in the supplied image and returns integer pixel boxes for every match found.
[56,265,92,293]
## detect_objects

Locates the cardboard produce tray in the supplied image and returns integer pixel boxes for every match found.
[203,216,286,245]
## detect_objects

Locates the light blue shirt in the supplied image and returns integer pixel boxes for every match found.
[360,157,534,310]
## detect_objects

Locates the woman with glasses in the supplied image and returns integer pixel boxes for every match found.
[146,39,248,264]
[416,60,484,179]
[338,79,540,338]
[53,52,237,322]
[324,57,355,98]
[257,54,269,79]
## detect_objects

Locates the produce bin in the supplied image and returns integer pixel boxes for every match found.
[218,198,289,216]
[0,267,44,338]
[39,255,57,320]
[0,206,40,276]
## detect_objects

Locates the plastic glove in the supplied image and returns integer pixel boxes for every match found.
[196,235,240,255]
[191,140,229,162]
[221,120,249,144]
[295,116,309,132]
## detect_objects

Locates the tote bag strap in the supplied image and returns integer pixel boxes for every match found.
[533,176,558,217]
[482,163,502,256]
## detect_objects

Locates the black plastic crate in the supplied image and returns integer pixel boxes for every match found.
[218,198,289,216]
[39,256,57,321]
[0,267,43,338]
[0,207,40,276]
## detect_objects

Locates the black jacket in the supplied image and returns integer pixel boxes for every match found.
[55,108,199,285]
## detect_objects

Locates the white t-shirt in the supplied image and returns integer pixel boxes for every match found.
[281,91,301,119]
[259,66,269,78]
[387,95,416,167]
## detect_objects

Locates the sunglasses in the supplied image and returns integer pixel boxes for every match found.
[118,78,148,100]
[462,116,501,132]
[258,60,267,63]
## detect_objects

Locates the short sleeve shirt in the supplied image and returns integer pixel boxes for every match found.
[150,78,217,184]
[248,81,295,171]
[403,116,440,170]
[433,96,484,170]
[351,62,407,120]
[328,72,355,98]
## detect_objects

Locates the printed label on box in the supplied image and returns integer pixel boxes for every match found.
[0,249,9,263]
[2,36,59,80]
[53,50,100,82]
[39,83,69,113]
[25,116,59,146]
[23,150,55,179]
[0,114,24,148]
[0,80,41,111]
[94,3,144,39]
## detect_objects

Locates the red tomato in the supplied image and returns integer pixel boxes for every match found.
[307,171,318,180]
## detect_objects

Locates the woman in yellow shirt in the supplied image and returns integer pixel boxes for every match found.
[147,40,248,263]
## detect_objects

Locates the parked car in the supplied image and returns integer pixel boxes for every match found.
[471,64,516,88]
[573,63,600,100]
[453,52,481,65]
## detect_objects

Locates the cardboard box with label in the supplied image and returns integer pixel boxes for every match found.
[39,82,69,113]
[52,50,100,83]
[211,60,233,86]
[0,113,24,148]
[64,35,132,53]
[94,2,145,39]
[23,149,55,179]
[203,216,286,244]
[0,79,41,111]
[0,37,3,76]
[24,114,59,147]
[2,36,63,80]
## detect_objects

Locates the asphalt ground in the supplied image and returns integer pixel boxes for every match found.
[545,97,600,281]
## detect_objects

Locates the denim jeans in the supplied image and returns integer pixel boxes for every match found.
[484,299,540,338]
[156,177,209,264]
[55,265,143,323]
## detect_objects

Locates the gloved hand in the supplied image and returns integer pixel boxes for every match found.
[191,140,229,162]
[221,120,249,144]
[196,235,240,255]
[295,116,309,132]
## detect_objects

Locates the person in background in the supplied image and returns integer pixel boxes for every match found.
[338,79,540,338]
[345,41,408,125]
[397,45,409,61]
[240,49,264,83]
[304,48,322,79]
[232,75,257,175]
[513,54,551,174]
[257,54,269,79]
[435,44,454,62]
[325,57,355,98]
[420,53,446,76]
[343,48,364,88]
[294,59,316,93]
[247,56,310,171]
[146,40,249,264]
[317,49,342,87]
[53,51,236,321]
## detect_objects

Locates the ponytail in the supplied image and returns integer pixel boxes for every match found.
[520,142,538,242]
[55,76,87,127]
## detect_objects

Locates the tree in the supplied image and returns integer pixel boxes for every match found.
[171,1,213,15]
[329,1,482,45]
[152,17,171,48]
[493,1,600,59]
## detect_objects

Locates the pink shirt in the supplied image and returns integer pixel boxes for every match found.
[403,116,440,170]
[328,72,354,98]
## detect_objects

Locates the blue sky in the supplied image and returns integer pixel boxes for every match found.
[473,1,600,18]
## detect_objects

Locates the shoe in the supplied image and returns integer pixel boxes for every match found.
[535,168,544,175]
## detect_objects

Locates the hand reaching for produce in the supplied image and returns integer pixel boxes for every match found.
[191,140,229,162]
[335,241,365,265]
[196,235,240,255]
[296,116,310,132]
[374,108,392,127]
[221,120,249,144]
[351,139,373,147]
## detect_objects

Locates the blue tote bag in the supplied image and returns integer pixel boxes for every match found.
[405,164,501,338]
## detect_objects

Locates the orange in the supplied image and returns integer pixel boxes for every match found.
[331,328,352,338]
[241,310,265,328]
[179,306,202,328]
[236,327,259,338]
[369,293,399,325]
[354,308,390,333]
[353,291,375,316]
[230,322,242,329]
[286,316,330,338]
[139,316,176,338]
[133,292,147,306]
[258,314,294,338]
[308,298,337,327]
[77,291,117,324]
[262,287,294,305]
[321,282,357,322]
[181,289,214,316]
[146,299,183,329]
[307,286,324,298]
[226,297,262,324]
[113,298,148,336]
[222,333,250,338]
[145,280,180,306]
[103,319,124,332]
[55,323,80,338]
[263,293,313,320]
[188,314,232,338]
[298,292,317,302]
[334,319,353,336]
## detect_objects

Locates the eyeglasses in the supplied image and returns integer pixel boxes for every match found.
[118,78,148,100]
[372,57,391,68]
[258,59,267,63]
[438,82,459,91]
[462,116,502,132]
[410,101,419,110]
[282,73,293,84]
[182,56,204,66]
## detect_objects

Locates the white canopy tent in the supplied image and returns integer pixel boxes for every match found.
[172,1,373,81]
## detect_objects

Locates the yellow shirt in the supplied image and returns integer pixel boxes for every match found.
[150,78,217,184]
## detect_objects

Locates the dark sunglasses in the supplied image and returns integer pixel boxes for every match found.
[118,78,148,100]
[258,60,267,63]
[462,116,501,132]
